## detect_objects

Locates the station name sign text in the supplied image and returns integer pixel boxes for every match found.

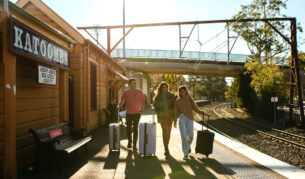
[8,17,69,69]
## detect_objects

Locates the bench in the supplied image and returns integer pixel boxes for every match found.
[29,122,92,168]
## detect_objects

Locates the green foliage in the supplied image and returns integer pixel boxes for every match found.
[229,0,299,121]
[164,74,177,91]
[228,72,258,115]
[162,74,185,92]
[288,52,305,71]
[245,59,289,119]
[228,59,289,119]
[231,0,295,62]
[245,59,288,97]
[189,75,227,101]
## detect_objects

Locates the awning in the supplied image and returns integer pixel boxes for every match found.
[111,68,129,81]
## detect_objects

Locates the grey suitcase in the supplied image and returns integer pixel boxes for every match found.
[139,114,156,156]
[109,110,120,152]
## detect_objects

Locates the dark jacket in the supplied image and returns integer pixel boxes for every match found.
[153,92,176,122]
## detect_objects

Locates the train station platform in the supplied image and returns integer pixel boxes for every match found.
[19,113,305,179]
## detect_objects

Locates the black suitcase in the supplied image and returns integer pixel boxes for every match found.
[195,115,214,157]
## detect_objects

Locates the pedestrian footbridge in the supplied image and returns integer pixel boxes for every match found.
[112,49,252,76]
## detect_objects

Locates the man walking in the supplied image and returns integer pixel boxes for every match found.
[118,79,145,150]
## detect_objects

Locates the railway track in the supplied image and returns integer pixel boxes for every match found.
[223,105,305,143]
[211,103,305,151]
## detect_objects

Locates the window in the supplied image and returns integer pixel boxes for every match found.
[90,62,97,111]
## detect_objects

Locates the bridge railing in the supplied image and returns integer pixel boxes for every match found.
[111,49,250,63]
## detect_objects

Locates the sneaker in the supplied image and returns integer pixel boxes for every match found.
[127,142,132,148]
[183,155,189,160]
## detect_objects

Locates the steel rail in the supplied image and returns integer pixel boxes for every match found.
[222,104,305,141]
[214,103,305,150]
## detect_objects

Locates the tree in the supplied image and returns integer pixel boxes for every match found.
[288,52,305,71]
[245,59,289,98]
[163,74,185,92]
[150,74,185,92]
[188,75,227,101]
[245,59,289,119]
[230,0,299,121]
[228,72,258,115]
[231,0,302,63]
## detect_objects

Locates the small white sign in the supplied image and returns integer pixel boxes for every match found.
[38,65,56,85]
[271,97,278,102]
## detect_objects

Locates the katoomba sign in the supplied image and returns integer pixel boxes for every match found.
[7,17,70,70]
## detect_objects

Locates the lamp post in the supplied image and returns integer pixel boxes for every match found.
[271,97,278,125]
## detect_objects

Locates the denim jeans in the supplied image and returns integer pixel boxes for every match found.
[178,113,194,156]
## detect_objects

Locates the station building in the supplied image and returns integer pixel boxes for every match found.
[1,1,127,177]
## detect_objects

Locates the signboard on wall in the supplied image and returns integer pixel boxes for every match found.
[7,17,70,70]
[38,65,56,85]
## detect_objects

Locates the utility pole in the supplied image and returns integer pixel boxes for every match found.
[289,18,305,128]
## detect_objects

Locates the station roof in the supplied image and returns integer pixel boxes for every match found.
[4,1,76,45]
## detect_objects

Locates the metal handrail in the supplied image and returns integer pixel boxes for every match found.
[111,49,249,63]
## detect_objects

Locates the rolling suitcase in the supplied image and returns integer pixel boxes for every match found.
[109,110,120,152]
[139,113,156,156]
[195,115,214,157]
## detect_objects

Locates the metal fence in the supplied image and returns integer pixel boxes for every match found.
[111,49,250,63]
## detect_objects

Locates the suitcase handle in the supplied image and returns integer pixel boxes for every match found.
[202,114,210,131]
[152,113,156,123]
[118,109,120,123]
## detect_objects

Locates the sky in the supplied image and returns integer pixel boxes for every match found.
[9,0,305,54]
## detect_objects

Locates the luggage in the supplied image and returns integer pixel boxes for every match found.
[139,114,156,156]
[195,115,214,157]
[119,110,126,118]
[109,110,120,152]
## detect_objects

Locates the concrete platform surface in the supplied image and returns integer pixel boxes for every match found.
[19,113,292,179]
[194,118,305,179]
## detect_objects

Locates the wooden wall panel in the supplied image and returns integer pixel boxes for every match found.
[70,45,82,129]
[17,98,59,112]
[0,114,3,128]
[16,107,60,125]
[0,61,3,171]
[17,87,59,99]
[15,59,60,168]
[99,63,108,110]
[0,100,3,115]
[89,111,99,130]
[0,83,3,99]
[16,134,33,150]
[16,115,58,138]
[69,54,82,129]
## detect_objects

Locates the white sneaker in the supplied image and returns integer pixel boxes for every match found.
[183,155,189,160]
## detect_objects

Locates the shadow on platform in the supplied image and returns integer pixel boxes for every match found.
[18,114,236,179]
